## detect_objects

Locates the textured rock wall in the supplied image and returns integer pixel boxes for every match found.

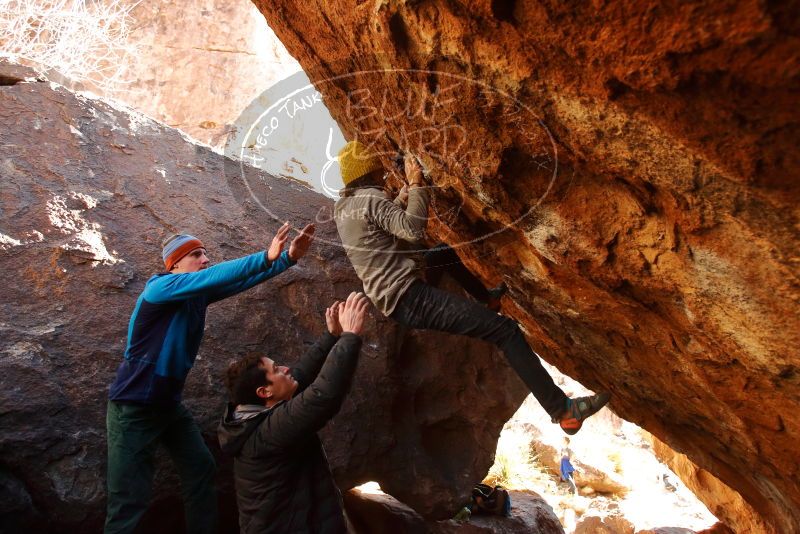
[251,2,800,532]
[0,60,527,531]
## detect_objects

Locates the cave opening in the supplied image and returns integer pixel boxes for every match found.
[488,364,721,532]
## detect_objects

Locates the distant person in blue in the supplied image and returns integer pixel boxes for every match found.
[104,222,315,534]
[560,437,578,495]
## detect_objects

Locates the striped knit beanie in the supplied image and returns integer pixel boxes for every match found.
[338,140,383,187]
[162,234,205,271]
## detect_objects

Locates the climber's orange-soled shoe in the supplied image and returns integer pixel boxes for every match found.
[554,392,611,435]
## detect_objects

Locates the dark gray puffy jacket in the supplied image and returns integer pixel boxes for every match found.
[218,332,361,534]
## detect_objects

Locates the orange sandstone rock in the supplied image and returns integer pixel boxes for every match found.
[252,2,799,532]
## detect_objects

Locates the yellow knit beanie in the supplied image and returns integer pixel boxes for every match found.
[338,140,383,187]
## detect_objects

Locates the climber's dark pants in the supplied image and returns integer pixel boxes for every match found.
[390,280,569,418]
[105,401,217,534]
[423,243,490,302]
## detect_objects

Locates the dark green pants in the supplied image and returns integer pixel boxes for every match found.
[105,401,218,534]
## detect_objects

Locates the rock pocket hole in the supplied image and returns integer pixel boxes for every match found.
[0,75,23,86]
[605,77,631,100]
[389,12,410,52]
[491,0,517,25]
[426,71,438,95]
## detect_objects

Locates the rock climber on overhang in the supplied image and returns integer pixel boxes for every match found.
[332,139,610,435]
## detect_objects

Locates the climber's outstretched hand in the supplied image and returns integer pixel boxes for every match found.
[339,292,369,336]
[288,223,316,261]
[405,153,424,187]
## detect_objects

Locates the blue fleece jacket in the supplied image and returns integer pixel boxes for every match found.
[109,250,294,404]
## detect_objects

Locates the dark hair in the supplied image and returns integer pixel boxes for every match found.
[225,354,271,405]
[340,169,385,198]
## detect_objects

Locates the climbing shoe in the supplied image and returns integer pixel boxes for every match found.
[486,282,508,311]
[554,392,611,435]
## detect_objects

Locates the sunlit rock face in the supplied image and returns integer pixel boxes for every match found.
[0,60,527,531]
[103,0,299,147]
[252,2,800,532]
[649,434,771,534]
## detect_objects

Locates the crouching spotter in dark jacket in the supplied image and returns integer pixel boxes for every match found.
[218,294,367,534]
